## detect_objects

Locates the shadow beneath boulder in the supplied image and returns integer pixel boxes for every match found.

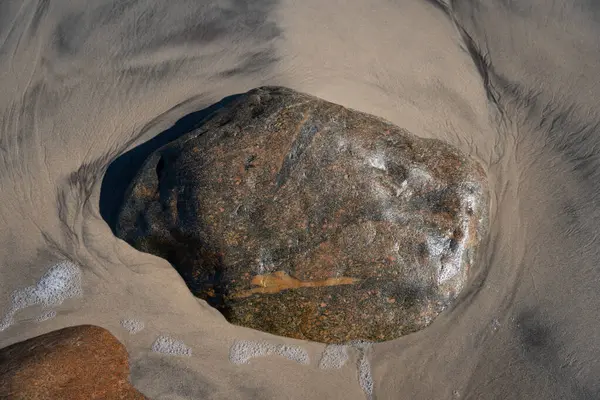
[99,93,242,233]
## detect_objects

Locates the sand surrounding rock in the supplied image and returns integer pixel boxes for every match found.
[0,0,599,399]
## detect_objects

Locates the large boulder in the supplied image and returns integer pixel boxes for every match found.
[116,86,489,343]
[0,325,147,399]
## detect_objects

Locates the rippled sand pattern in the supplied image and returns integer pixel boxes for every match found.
[0,0,599,399]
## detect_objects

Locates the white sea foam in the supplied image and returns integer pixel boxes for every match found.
[318,344,350,369]
[0,261,82,331]
[121,318,145,334]
[35,310,57,322]
[229,340,309,365]
[152,335,192,357]
[350,341,374,399]
[357,349,374,400]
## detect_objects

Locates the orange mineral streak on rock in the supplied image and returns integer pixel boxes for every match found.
[231,271,359,298]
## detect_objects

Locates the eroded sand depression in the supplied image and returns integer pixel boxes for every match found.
[1,0,600,399]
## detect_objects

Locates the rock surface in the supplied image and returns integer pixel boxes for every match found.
[0,325,147,399]
[116,86,489,343]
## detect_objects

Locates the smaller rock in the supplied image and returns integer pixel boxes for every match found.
[0,325,147,399]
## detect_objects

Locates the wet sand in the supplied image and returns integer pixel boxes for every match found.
[1,0,599,398]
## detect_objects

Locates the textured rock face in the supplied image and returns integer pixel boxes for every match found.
[116,86,489,343]
[0,325,147,399]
